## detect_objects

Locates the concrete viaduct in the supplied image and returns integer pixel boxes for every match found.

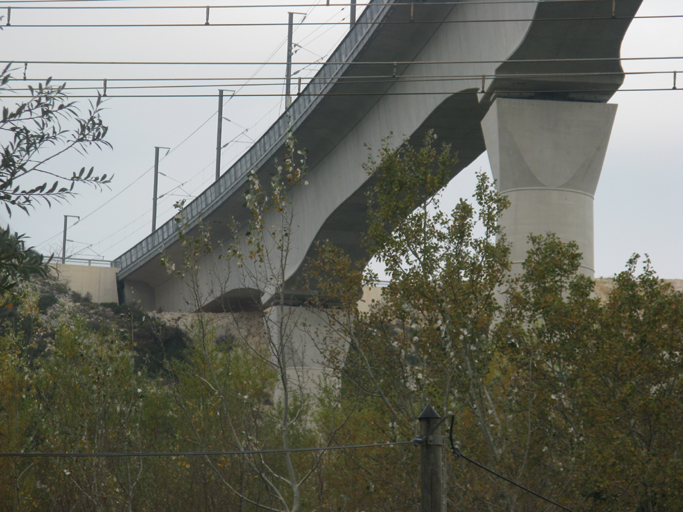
[114,0,643,313]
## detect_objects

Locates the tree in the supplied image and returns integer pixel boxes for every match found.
[1,129,680,511]
[0,281,169,511]
[501,251,683,511]
[0,64,111,294]
[0,64,111,215]
[161,135,353,512]
[310,134,683,512]
[0,227,48,294]
[309,133,525,511]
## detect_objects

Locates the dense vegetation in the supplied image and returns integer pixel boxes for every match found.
[1,136,681,512]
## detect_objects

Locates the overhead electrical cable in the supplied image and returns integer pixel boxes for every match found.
[41,18,300,255]
[0,0,642,8]
[5,86,682,100]
[0,13,680,28]
[8,68,680,85]
[34,150,173,251]
[296,2,348,47]
[6,56,682,66]
[27,63,683,252]
[419,415,577,512]
[0,440,414,458]
[6,69,680,92]
[84,77,681,257]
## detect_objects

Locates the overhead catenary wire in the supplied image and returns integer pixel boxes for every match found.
[4,86,682,99]
[33,147,175,250]
[297,2,349,47]
[16,3,679,256]
[5,69,682,93]
[10,68,682,84]
[34,13,302,254]
[0,0,645,8]
[32,121,208,251]
[0,13,680,28]
[22,53,679,235]
[6,56,683,66]
[31,78,683,255]
[31,44,288,253]
[5,61,683,100]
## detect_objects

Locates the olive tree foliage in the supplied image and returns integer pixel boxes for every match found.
[0,64,111,215]
[161,135,352,512]
[0,228,48,293]
[0,64,111,294]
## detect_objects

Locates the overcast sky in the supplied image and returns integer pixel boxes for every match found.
[3,0,682,279]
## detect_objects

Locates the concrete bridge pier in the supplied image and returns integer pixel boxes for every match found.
[481,98,618,277]
[267,305,342,403]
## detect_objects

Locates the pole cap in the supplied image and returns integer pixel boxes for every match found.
[418,404,440,420]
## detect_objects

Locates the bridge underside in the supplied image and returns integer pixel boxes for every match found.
[116,0,642,312]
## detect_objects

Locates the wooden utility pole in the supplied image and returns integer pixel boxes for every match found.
[418,405,444,512]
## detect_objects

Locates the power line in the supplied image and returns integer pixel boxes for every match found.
[77,76,682,256]
[443,416,575,512]
[6,68,679,87]
[14,0,676,259]
[6,69,681,92]
[9,67,683,82]
[22,65,683,251]
[23,68,683,251]
[0,440,413,458]
[1,13,681,28]
[297,1,348,47]
[6,56,682,66]
[34,149,176,251]
[3,86,682,100]
[33,165,155,251]
[0,0,634,8]
[41,24,299,255]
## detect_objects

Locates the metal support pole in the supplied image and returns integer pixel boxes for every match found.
[285,12,294,109]
[62,217,67,264]
[152,146,160,233]
[62,215,80,264]
[216,89,224,181]
[419,405,443,512]
[350,0,357,25]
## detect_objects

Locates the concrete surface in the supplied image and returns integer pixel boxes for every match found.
[482,98,617,276]
[267,305,344,400]
[52,263,119,304]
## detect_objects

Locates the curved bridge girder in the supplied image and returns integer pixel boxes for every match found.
[115,0,642,312]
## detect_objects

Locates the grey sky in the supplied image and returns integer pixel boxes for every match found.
[3,0,682,279]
